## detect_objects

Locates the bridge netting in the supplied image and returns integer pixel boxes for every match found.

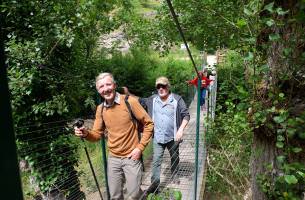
[15,73,217,200]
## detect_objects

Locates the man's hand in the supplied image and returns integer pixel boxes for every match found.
[127,148,142,160]
[175,119,188,142]
[175,129,183,142]
[74,126,89,138]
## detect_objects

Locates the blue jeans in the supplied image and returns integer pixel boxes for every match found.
[150,140,180,190]
[200,88,207,106]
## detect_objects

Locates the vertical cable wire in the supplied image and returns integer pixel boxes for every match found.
[165,0,200,77]
[164,1,203,199]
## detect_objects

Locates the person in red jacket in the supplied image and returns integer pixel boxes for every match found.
[186,69,212,110]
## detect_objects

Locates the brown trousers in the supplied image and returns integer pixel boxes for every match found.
[108,156,143,200]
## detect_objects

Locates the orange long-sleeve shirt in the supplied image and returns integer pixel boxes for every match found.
[86,94,154,157]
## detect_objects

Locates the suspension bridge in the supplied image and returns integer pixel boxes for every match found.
[1,35,220,200]
[15,63,218,200]
[79,55,218,200]
[1,0,220,199]
[140,83,217,200]
[2,48,219,200]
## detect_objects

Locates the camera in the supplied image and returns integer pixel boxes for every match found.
[73,119,84,128]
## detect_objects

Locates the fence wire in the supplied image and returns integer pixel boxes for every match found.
[16,75,217,200]
[140,79,217,200]
[17,118,107,200]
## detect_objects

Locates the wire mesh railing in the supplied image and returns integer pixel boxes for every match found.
[16,118,107,200]
[139,77,218,199]
[16,85,217,200]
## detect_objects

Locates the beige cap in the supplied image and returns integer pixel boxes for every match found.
[155,76,170,87]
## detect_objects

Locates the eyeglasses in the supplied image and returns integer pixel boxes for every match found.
[156,84,167,90]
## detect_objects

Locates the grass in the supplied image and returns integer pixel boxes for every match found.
[77,141,106,194]
[143,140,153,160]
[77,139,153,196]
[132,0,160,15]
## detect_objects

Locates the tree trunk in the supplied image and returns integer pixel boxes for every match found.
[251,1,304,199]
[251,129,277,200]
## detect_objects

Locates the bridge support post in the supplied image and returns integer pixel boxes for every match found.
[0,12,24,200]
[100,139,110,199]
[194,77,201,200]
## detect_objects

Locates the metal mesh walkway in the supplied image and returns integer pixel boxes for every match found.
[140,73,218,199]
[140,93,208,200]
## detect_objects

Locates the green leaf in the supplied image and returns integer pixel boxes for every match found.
[276,141,284,148]
[173,190,182,200]
[236,19,247,28]
[243,37,256,44]
[287,128,296,138]
[264,2,274,13]
[277,135,285,141]
[273,116,286,124]
[269,33,280,41]
[298,132,305,139]
[273,116,285,124]
[276,156,285,163]
[243,8,252,16]
[292,147,302,153]
[244,52,254,61]
[297,171,305,178]
[266,163,273,170]
[276,7,289,16]
[284,175,298,184]
[279,93,284,98]
[266,19,275,27]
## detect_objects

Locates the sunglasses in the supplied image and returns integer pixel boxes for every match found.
[156,84,167,89]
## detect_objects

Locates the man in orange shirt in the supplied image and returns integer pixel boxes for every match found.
[74,72,154,199]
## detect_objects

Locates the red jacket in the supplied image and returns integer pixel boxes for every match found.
[188,76,211,89]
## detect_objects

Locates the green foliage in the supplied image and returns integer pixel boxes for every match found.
[241,2,305,198]
[157,0,305,198]
[256,107,305,199]
[2,0,127,198]
[150,0,247,51]
[124,0,305,198]
[76,141,106,194]
[147,188,182,200]
[157,57,194,102]
[206,51,252,198]
[20,133,79,196]
[92,49,194,99]
[4,0,304,198]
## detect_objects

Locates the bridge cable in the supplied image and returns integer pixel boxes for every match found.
[165,0,200,77]
[165,2,203,199]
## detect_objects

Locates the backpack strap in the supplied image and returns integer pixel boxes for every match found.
[124,95,137,124]
[100,103,106,133]
[124,95,142,139]
[124,95,145,171]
